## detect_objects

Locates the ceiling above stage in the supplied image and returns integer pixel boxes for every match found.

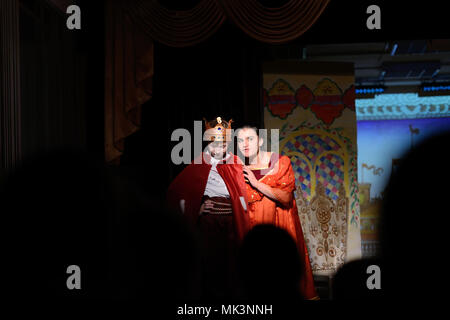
[302,40,450,92]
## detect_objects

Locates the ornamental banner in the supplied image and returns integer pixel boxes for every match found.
[263,62,361,276]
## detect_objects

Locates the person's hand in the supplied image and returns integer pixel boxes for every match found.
[243,166,259,189]
[199,199,214,214]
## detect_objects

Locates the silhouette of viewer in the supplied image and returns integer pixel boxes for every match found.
[237,224,303,301]
[379,131,450,300]
[333,131,450,301]
[0,148,199,302]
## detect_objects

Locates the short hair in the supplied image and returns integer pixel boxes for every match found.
[237,124,259,136]
[235,125,267,151]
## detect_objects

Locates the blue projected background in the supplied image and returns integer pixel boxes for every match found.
[356,93,450,199]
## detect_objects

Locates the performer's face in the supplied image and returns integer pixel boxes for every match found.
[207,141,228,159]
[237,128,261,159]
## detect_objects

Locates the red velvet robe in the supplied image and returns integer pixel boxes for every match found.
[167,152,250,241]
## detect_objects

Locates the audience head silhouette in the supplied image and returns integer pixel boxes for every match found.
[238,224,303,301]
[379,131,450,300]
[332,131,450,302]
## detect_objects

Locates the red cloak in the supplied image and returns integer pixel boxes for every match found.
[167,152,250,241]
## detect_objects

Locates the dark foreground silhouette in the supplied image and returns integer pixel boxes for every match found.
[332,131,450,303]
[0,149,199,302]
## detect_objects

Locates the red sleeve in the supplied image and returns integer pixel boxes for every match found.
[270,156,296,206]
[274,156,296,193]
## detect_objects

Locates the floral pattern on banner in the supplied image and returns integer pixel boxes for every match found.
[279,121,359,273]
[264,73,361,272]
[264,78,355,125]
[264,79,297,119]
[296,181,348,273]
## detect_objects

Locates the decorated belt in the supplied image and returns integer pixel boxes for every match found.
[200,196,232,215]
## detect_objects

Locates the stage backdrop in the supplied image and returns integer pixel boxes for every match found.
[263,62,361,276]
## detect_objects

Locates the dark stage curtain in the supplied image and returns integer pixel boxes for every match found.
[0,0,22,173]
[105,0,154,163]
[120,23,265,196]
[126,0,330,46]
[17,0,89,161]
[126,0,226,48]
[219,0,330,44]
[105,0,330,164]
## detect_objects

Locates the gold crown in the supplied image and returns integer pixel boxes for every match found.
[203,116,233,142]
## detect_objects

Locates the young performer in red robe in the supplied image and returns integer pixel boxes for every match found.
[167,117,250,299]
[236,126,319,300]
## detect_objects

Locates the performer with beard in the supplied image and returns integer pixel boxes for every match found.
[167,117,250,299]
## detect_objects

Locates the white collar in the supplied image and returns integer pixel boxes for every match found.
[207,151,231,165]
